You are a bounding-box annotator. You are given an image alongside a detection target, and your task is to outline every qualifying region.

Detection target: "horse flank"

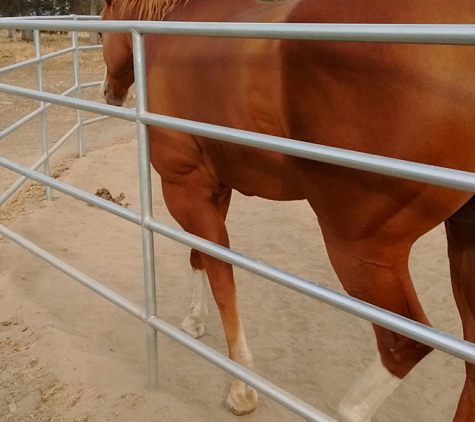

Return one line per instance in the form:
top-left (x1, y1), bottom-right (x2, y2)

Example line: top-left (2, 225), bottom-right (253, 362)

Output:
top-left (120, 0), bottom-right (190, 20)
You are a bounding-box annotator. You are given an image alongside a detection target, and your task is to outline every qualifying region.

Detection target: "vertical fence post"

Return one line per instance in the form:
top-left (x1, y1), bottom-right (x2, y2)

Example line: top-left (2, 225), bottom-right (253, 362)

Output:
top-left (72, 17), bottom-right (85, 158)
top-left (132, 30), bottom-right (159, 390)
top-left (34, 29), bottom-right (52, 201)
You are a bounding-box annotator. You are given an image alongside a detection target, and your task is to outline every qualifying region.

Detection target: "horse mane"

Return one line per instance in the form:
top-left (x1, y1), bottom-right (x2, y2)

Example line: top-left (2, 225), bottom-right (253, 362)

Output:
top-left (120, 0), bottom-right (190, 21)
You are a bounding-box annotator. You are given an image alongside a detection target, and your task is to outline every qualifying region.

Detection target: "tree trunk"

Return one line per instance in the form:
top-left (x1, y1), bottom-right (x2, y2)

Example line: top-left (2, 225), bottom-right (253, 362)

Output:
top-left (8, 29), bottom-right (18, 42)
top-left (69, 0), bottom-right (82, 15)
top-left (21, 29), bottom-right (34, 42)
top-left (89, 0), bottom-right (99, 45)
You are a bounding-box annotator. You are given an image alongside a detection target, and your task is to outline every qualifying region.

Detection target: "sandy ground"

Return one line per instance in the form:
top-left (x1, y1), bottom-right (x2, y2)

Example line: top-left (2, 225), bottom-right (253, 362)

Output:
top-left (0, 30), bottom-right (469, 422)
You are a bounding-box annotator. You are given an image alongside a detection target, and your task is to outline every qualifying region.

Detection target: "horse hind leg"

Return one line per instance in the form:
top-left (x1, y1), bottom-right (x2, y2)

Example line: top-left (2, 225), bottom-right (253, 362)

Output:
top-left (320, 236), bottom-right (433, 422)
top-left (181, 189), bottom-right (231, 339)
top-left (181, 249), bottom-right (209, 339)
top-left (445, 197), bottom-right (475, 422)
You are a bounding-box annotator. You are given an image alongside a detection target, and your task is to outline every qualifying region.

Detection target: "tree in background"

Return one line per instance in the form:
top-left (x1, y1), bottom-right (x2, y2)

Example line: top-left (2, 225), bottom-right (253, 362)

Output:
top-left (0, 0), bottom-right (104, 16)
top-left (89, 0), bottom-right (102, 45)
top-left (0, 0), bottom-right (105, 42)
top-left (1, 0), bottom-right (72, 17)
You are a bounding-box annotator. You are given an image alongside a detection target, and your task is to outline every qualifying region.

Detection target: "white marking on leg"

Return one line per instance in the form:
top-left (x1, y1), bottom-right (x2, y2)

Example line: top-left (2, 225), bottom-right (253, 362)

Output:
top-left (231, 322), bottom-right (254, 368)
top-left (338, 355), bottom-right (402, 422)
top-left (225, 322), bottom-right (258, 415)
top-left (181, 270), bottom-right (208, 339)
top-left (100, 69), bottom-right (108, 98)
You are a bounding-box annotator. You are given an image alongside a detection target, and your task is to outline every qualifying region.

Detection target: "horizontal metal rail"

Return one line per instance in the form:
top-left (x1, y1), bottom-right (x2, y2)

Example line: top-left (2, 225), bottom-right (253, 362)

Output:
top-left (78, 45), bottom-right (102, 51)
top-left (0, 123), bottom-right (80, 206)
top-left (0, 81), bottom-right (100, 141)
top-left (83, 115), bottom-right (111, 126)
top-left (0, 15), bottom-right (75, 20)
top-left (148, 316), bottom-right (337, 422)
top-left (2, 20), bottom-right (475, 45)
top-left (142, 219), bottom-right (475, 363)
top-left (0, 83), bottom-right (136, 121)
top-left (0, 106), bottom-right (45, 139)
top-left (0, 225), bottom-right (145, 320)
top-left (2, 82), bottom-right (475, 194)
top-left (0, 85), bottom-right (77, 140)
top-left (1, 156), bottom-right (475, 365)
top-left (80, 81), bottom-right (101, 89)
top-left (0, 15), bottom-right (100, 21)
top-left (0, 47), bottom-right (75, 75)
top-left (0, 39), bottom-right (101, 77)
top-left (139, 111), bottom-right (475, 193)
top-left (0, 158), bottom-right (141, 224)
top-left (0, 81), bottom-right (106, 141)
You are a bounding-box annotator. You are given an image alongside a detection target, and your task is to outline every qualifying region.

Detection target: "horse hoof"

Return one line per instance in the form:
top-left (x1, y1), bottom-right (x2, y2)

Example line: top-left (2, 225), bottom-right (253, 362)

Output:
top-left (181, 317), bottom-right (205, 339)
top-left (338, 404), bottom-right (371, 422)
top-left (224, 380), bottom-right (258, 416)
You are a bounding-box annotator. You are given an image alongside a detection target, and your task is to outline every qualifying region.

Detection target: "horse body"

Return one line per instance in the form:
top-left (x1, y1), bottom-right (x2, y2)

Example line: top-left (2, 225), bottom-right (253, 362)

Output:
top-left (101, 0), bottom-right (475, 420)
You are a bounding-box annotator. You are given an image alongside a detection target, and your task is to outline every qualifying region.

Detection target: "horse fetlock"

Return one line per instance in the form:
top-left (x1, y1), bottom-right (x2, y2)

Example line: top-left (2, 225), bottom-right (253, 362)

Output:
top-left (234, 353), bottom-right (253, 372)
top-left (338, 403), bottom-right (372, 422)
top-left (224, 379), bottom-right (258, 416)
top-left (190, 302), bottom-right (208, 316)
top-left (338, 356), bottom-right (402, 422)
top-left (181, 315), bottom-right (205, 339)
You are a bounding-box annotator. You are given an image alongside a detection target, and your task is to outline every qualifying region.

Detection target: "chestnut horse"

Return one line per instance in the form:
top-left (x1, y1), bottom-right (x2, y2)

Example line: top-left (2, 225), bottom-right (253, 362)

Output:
top-left (100, 0), bottom-right (475, 420)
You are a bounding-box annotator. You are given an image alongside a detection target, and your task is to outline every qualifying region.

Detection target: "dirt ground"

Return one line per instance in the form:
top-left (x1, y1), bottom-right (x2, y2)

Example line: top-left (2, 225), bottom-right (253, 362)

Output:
top-left (0, 29), bottom-right (469, 422)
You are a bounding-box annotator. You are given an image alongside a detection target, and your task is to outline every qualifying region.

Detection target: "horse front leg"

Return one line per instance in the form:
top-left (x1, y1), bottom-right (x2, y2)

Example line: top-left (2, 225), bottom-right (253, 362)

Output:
top-left (162, 181), bottom-right (258, 415)
top-left (445, 211), bottom-right (475, 422)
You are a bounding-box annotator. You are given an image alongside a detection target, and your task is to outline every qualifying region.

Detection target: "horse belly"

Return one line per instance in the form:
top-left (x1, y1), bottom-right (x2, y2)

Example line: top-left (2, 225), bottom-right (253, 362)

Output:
top-left (201, 140), bottom-right (305, 201)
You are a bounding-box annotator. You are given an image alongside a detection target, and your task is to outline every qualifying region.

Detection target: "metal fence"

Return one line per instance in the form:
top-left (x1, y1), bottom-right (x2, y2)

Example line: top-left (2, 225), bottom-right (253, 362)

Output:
top-left (1, 16), bottom-right (475, 422)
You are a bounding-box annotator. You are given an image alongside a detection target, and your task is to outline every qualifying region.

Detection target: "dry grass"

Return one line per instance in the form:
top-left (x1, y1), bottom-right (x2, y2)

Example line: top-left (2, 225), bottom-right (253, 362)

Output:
top-left (0, 30), bottom-right (104, 73)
